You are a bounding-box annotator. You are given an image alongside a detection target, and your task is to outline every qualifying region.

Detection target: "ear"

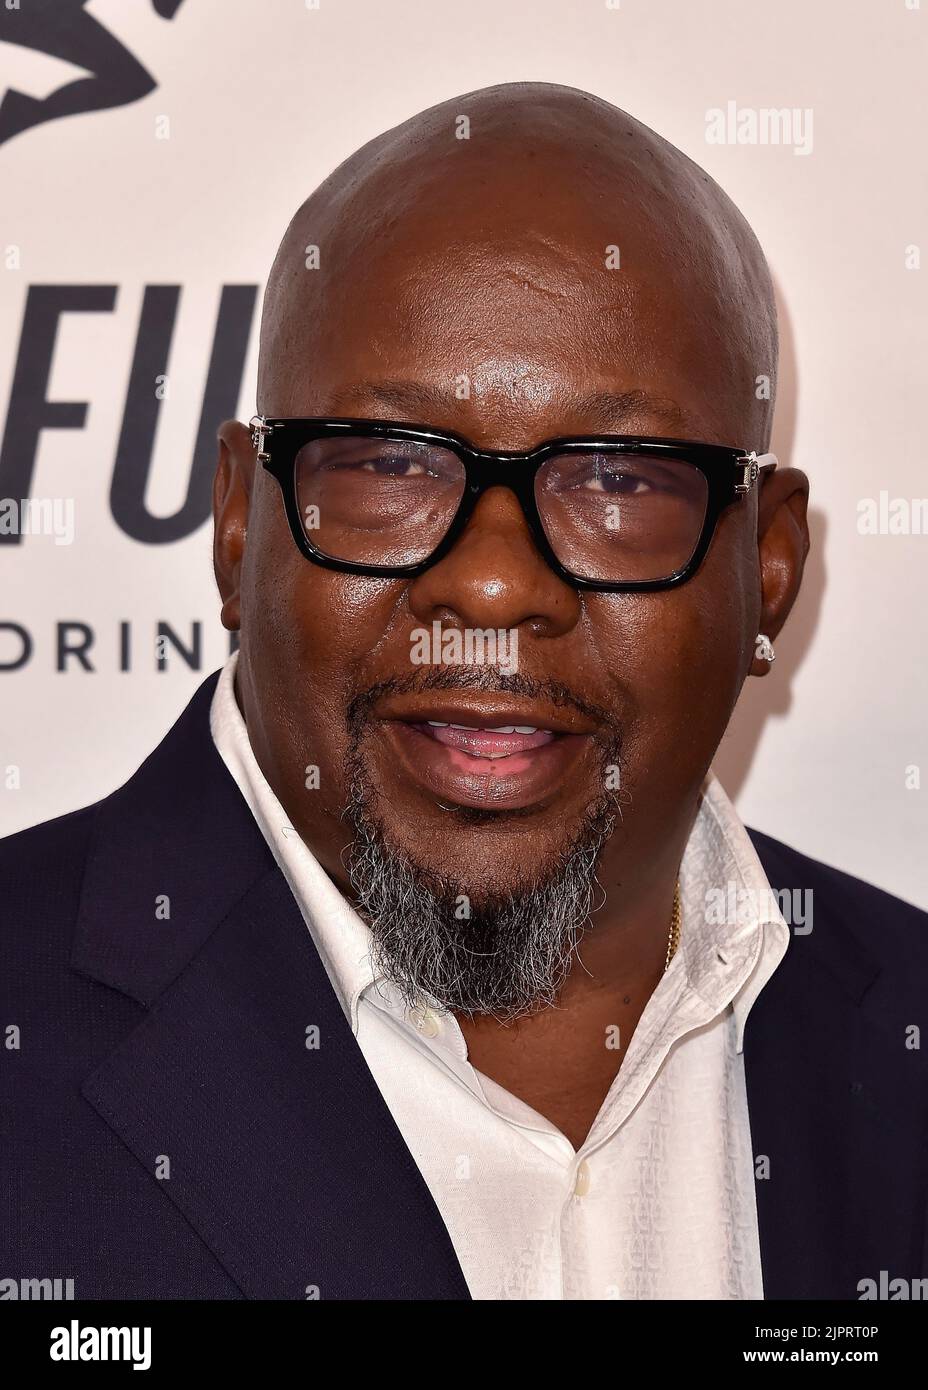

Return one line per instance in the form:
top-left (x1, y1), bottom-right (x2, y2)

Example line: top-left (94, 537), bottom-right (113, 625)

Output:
top-left (212, 419), bottom-right (256, 632)
top-left (750, 466), bottom-right (810, 677)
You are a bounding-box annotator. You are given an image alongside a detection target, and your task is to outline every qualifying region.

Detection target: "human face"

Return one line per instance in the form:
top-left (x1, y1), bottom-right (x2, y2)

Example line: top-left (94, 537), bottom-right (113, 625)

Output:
top-left (214, 116), bottom-right (806, 917)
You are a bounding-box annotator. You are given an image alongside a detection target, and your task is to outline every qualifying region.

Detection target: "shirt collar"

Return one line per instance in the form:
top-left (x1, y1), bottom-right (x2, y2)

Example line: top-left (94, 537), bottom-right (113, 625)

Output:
top-left (210, 652), bottom-right (788, 1048)
top-left (679, 773), bottom-right (790, 1051)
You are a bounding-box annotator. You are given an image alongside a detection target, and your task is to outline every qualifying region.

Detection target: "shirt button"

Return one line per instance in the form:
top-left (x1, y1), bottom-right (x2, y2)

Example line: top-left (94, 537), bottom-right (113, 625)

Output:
top-left (573, 1160), bottom-right (591, 1198)
top-left (411, 1007), bottom-right (441, 1038)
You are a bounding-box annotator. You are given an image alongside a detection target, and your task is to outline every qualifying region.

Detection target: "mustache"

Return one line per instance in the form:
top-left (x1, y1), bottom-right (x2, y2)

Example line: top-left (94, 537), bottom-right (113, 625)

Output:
top-left (346, 665), bottom-right (618, 737)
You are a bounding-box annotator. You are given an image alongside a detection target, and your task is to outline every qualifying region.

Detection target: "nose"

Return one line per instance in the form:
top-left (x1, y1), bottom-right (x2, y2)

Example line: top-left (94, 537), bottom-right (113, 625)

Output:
top-left (406, 485), bottom-right (581, 638)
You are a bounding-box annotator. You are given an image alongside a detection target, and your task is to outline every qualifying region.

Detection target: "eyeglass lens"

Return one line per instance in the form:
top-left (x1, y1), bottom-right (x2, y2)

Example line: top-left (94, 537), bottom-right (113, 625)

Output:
top-left (293, 435), bottom-right (710, 582)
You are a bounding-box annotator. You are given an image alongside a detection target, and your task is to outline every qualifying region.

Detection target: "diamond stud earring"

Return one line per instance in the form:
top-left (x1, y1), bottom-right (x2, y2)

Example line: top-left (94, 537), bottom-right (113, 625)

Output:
top-left (755, 633), bottom-right (776, 663)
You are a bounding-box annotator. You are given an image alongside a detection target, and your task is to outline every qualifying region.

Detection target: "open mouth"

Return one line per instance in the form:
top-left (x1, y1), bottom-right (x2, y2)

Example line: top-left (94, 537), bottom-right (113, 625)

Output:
top-left (371, 696), bottom-right (599, 812)
top-left (411, 720), bottom-right (558, 760)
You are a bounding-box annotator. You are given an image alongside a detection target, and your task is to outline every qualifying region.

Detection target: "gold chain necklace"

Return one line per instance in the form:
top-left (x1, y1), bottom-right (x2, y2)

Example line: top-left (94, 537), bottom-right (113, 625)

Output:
top-left (664, 882), bottom-right (682, 973)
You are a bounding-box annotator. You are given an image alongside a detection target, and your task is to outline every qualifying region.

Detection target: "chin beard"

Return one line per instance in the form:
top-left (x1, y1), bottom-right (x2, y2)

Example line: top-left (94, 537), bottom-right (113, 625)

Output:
top-left (342, 762), bottom-right (621, 1024)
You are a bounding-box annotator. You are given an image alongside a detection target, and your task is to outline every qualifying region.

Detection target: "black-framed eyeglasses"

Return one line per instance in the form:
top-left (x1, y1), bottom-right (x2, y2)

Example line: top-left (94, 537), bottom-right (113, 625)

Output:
top-left (251, 416), bottom-right (776, 592)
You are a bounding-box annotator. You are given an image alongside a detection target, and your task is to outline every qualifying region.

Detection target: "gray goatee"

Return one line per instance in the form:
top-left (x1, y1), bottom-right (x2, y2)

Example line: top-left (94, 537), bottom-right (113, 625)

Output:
top-left (343, 761), bottom-right (620, 1023)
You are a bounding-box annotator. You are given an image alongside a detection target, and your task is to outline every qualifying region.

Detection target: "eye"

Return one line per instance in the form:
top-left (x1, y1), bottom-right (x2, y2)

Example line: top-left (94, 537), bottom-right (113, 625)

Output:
top-left (320, 450), bottom-right (437, 479)
top-left (358, 454), bottom-right (430, 477)
top-left (581, 468), bottom-right (652, 495)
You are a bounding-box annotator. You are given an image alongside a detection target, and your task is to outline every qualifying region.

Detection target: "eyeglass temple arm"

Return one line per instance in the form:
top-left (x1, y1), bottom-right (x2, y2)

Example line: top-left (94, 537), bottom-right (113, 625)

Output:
top-left (735, 451), bottom-right (777, 493)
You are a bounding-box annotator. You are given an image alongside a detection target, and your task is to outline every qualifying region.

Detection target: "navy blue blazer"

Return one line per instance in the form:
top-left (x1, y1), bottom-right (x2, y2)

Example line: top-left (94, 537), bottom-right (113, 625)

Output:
top-left (2, 673), bottom-right (926, 1300)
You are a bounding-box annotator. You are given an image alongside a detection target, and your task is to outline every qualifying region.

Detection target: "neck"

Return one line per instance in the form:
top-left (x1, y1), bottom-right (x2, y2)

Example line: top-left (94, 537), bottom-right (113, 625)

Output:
top-left (566, 805), bottom-right (697, 998)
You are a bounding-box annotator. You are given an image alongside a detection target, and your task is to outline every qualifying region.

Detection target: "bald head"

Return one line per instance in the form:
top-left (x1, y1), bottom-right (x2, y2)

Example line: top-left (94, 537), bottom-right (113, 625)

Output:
top-left (257, 81), bottom-right (777, 448)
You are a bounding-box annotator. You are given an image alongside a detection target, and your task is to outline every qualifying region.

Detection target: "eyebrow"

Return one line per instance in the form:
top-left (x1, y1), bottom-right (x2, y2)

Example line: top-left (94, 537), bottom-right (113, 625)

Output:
top-left (327, 380), bottom-right (705, 437)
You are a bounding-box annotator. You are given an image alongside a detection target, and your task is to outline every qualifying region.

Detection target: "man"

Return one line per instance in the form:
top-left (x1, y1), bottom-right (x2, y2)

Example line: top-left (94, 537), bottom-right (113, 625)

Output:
top-left (2, 83), bottom-right (926, 1302)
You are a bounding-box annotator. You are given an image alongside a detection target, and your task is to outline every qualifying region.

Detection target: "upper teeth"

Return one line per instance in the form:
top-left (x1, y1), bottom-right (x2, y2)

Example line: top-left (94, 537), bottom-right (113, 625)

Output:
top-left (426, 721), bottom-right (539, 734)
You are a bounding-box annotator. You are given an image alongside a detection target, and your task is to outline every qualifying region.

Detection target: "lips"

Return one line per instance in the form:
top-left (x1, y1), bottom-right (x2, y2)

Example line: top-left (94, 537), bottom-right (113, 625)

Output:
top-left (371, 695), bottom-right (600, 812)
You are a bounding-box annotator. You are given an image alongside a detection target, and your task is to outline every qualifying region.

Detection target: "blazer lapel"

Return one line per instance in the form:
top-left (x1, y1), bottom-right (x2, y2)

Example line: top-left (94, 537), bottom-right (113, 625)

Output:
top-left (74, 673), bottom-right (471, 1300)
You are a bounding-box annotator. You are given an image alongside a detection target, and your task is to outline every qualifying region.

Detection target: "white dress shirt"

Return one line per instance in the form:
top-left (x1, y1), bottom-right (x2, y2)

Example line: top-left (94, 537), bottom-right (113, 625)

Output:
top-left (210, 652), bottom-right (789, 1300)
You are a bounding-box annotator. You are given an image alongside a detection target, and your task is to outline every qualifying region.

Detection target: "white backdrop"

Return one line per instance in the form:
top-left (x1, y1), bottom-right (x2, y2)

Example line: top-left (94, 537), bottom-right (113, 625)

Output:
top-left (1, 0), bottom-right (925, 909)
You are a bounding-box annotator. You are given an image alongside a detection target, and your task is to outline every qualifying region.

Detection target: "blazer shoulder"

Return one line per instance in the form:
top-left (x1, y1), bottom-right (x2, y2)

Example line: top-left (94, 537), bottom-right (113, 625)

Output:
top-left (748, 824), bottom-right (928, 974)
top-left (0, 674), bottom-right (221, 939)
top-left (0, 802), bottom-right (97, 947)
